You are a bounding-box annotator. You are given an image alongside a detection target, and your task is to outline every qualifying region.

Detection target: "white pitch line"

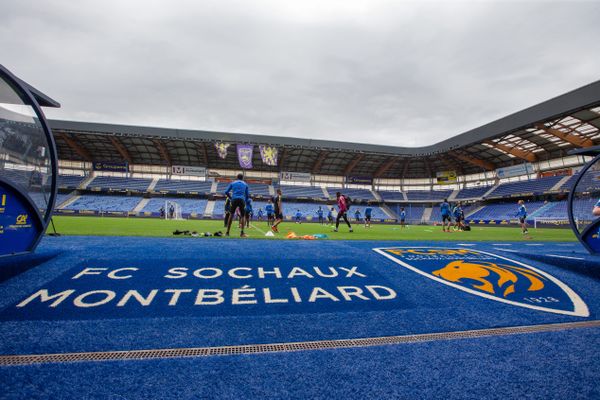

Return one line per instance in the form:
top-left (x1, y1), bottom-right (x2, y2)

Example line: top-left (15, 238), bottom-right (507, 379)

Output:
top-left (492, 243), bottom-right (512, 246)
top-left (494, 248), bottom-right (519, 253)
top-left (547, 254), bottom-right (585, 260)
top-left (250, 223), bottom-right (268, 235)
top-left (525, 244), bottom-right (544, 246)
top-left (457, 243), bottom-right (476, 246)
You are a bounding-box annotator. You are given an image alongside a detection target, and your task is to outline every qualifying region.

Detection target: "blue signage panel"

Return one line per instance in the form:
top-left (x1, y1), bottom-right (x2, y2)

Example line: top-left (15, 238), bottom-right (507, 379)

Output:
top-left (93, 161), bottom-right (129, 173)
top-left (347, 176), bottom-right (373, 185)
top-left (0, 180), bottom-right (44, 256)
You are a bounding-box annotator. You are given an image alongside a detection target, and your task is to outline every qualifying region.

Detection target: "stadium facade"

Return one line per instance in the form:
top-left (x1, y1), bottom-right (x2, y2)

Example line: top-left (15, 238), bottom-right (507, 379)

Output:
top-left (4, 79), bottom-right (600, 224)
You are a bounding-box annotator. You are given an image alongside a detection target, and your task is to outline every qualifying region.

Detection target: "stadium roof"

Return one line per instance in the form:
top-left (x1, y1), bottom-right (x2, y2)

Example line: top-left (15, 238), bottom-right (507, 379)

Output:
top-left (49, 80), bottom-right (600, 179)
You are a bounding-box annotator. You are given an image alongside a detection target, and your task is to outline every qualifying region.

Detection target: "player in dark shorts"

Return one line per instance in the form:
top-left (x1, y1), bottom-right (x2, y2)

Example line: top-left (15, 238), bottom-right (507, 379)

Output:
top-left (440, 198), bottom-right (451, 232)
top-left (271, 188), bottom-right (283, 233)
top-left (327, 207), bottom-right (334, 225)
top-left (364, 205), bottom-right (372, 228)
top-left (265, 199), bottom-right (274, 226)
top-left (223, 173), bottom-right (249, 237)
top-left (223, 196), bottom-right (232, 227)
top-left (516, 199), bottom-right (530, 238)
top-left (400, 207), bottom-right (406, 228)
top-left (317, 206), bottom-right (324, 225)
top-left (333, 192), bottom-right (353, 232)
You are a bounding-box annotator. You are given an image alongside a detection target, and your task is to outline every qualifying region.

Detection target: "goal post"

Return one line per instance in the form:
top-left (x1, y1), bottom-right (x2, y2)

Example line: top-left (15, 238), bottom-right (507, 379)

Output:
top-left (165, 200), bottom-right (183, 220)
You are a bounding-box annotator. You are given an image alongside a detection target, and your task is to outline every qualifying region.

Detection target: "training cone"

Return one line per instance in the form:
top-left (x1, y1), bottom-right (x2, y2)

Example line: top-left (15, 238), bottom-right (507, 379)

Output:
top-left (265, 231), bottom-right (274, 237)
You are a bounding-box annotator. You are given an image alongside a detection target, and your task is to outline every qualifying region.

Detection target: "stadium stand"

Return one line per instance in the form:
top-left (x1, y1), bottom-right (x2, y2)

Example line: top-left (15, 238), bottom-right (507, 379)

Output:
top-left (378, 190), bottom-right (404, 201)
top-left (57, 174), bottom-right (86, 189)
top-left (65, 195), bottom-right (143, 212)
top-left (142, 197), bottom-right (208, 215)
top-left (87, 176), bottom-right (152, 192)
top-left (467, 201), bottom-right (547, 221)
top-left (455, 185), bottom-right (492, 199)
top-left (153, 179), bottom-right (213, 194)
top-left (388, 204), bottom-right (426, 222)
top-left (405, 190), bottom-right (453, 201)
top-left (327, 187), bottom-right (376, 201)
top-left (486, 176), bottom-right (564, 198)
top-left (277, 185), bottom-right (326, 199)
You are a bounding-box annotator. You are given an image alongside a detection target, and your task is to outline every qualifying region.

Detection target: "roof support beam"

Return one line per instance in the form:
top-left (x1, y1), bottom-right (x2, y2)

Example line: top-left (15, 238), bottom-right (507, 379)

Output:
top-left (485, 141), bottom-right (536, 162)
top-left (279, 147), bottom-right (287, 170)
top-left (374, 157), bottom-right (399, 178)
top-left (450, 151), bottom-right (495, 171)
top-left (535, 124), bottom-right (593, 148)
top-left (109, 137), bottom-right (133, 164)
top-left (153, 140), bottom-right (171, 166)
top-left (57, 132), bottom-right (93, 162)
top-left (311, 150), bottom-right (328, 174)
top-left (343, 153), bottom-right (364, 176)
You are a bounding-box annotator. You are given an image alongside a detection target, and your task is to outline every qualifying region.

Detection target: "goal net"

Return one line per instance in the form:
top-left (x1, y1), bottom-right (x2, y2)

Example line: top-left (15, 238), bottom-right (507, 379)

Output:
top-left (165, 200), bottom-right (183, 220)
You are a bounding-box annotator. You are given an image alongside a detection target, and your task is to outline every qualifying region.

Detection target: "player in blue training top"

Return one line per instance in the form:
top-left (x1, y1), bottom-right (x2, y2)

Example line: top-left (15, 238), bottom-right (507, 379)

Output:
top-left (244, 197), bottom-right (253, 228)
top-left (354, 209), bottom-right (362, 222)
top-left (452, 202), bottom-right (464, 231)
top-left (257, 208), bottom-right (264, 221)
top-left (223, 173), bottom-right (249, 237)
top-left (295, 209), bottom-right (302, 224)
top-left (516, 199), bottom-right (530, 237)
top-left (316, 206), bottom-right (324, 225)
top-left (440, 198), bottom-right (451, 232)
top-left (400, 207), bottom-right (406, 228)
top-left (265, 199), bottom-right (274, 226)
top-left (327, 207), bottom-right (334, 225)
top-left (364, 205), bottom-right (373, 228)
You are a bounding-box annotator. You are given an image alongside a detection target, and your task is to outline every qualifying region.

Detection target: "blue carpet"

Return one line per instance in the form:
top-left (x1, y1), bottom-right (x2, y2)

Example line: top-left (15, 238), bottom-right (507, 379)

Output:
top-left (1, 327), bottom-right (599, 400)
top-left (1, 236), bottom-right (599, 399)
top-left (0, 237), bottom-right (598, 355)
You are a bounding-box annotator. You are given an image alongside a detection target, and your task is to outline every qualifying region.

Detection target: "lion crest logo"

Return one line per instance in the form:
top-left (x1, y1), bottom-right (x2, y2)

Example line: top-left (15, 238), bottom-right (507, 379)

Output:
top-left (374, 247), bottom-right (589, 317)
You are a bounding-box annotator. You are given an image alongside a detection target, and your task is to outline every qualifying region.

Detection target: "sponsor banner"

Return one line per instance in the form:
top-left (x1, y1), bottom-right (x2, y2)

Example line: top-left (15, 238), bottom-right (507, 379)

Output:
top-left (259, 145), bottom-right (278, 166)
top-left (347, 176), bottom-right (373, 185)
top-left (435, 170), bottom-right (457, 184)
top-left (215, 142), bottom-right (230, 159)
top-left (496, 163), bottom-right (535, 179)
top-left (92, 161), bottom-right (129, 173)
top-left (0, 257), bottom-right (407, 321)
top-left (237, 144), bottom-right (254, 169)
top-left (280, 171), bottom-right (311, 182)
top-left (171, 165), bottom-right (207, 177)
top-left (374, 247), bottom-right (589, 317)
top-left (0, 181), bottom-right (43, 256)
top-left (540, 169), bottom-right (572, 178)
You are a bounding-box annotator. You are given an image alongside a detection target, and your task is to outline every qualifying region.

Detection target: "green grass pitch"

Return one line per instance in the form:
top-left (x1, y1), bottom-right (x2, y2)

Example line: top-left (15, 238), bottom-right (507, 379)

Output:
top-left (49, 216), bottom-right (577, 242)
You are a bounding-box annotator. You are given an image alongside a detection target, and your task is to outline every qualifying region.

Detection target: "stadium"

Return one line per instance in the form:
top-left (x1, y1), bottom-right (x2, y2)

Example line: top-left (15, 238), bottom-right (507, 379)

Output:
top-left (2, 3), bottom-right (600, 398)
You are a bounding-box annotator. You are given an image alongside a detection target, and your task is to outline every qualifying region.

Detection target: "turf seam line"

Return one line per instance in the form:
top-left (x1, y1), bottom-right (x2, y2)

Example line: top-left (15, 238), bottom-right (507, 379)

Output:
top-left (1, 320), bottom-right (599, 366)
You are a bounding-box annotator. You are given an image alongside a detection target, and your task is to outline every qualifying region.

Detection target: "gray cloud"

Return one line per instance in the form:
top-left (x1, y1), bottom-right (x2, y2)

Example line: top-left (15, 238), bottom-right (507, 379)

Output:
top-left (2, 0), bottom-right (599, 147)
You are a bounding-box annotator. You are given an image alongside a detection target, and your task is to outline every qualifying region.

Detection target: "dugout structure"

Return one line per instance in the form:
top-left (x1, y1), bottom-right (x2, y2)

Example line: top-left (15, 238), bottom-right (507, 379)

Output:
top-left (0, 65), bottom-right (60, 257)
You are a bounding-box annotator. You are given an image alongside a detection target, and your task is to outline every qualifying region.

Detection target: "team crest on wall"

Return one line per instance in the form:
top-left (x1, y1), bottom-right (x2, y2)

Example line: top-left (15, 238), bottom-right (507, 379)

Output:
top-left (374, 247), bottom-right (589, 317)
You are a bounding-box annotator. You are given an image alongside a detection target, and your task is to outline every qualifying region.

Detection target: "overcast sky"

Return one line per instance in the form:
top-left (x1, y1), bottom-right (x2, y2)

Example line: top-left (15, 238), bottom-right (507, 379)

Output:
top-left (2, 0), bottom-right (599, 147)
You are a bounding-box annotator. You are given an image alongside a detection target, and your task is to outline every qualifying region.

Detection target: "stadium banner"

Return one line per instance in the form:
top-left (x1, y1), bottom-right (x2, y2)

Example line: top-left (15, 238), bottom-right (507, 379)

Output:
top-left (540, 168), bottom-right (572, 178)
top-left (92, 161), bottom-right (128, 173)
top-left (435, 170), bottom-right (457, 184)
top-left (259, 145), bottom-right (278, 166)
top-left (171, 165), bottom-right (206, 177)
top-left (496, 163), bottom-right (535, 179)
top-left (280, 171), bottom-right (311, 182)
top-left (237, 144), bottom-right (254, 169)
top-left (214, 142), bottom-right (230, 159)
top-left (347, 176), bottom-right (373, 185)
